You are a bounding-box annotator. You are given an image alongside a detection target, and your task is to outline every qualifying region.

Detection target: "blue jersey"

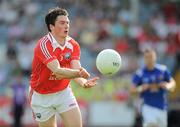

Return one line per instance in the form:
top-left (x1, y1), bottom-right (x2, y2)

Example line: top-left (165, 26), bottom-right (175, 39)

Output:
top-left (132, 64), bottom-right (171, 110)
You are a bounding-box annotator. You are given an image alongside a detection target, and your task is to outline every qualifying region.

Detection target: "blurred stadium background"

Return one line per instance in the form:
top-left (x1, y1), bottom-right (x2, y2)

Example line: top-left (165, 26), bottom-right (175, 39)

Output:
top-left (0, 0), bottom-right (179, 127)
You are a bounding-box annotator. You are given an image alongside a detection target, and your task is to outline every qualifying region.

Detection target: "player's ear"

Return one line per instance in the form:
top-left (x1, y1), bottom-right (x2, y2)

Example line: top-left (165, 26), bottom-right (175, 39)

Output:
top-left (49, 24), bottom-right (54, 31)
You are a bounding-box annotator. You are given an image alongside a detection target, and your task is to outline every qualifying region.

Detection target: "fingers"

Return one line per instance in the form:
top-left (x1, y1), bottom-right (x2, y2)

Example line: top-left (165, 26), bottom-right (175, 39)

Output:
top-left (84, 82), bottom-right (96, 88)
top-left (141, 84), bottom-right (149, 91)
top-left (79, 68), bottom-right (90, 79)
top-left (87, 77), bottom-right (99, 84)
top-left (83, 83), bottom-right (90, 88)
top-left (159, 82), bottom-right (167, 89)
top-left (90, 77), bottom-right (100, 81)
top-left (83, 77), bottom-right (99, 88)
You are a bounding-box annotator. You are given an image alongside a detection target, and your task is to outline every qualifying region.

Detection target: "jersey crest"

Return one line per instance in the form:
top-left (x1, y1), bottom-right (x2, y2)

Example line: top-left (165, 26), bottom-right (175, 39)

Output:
top-left (64, 52), bottom-right (71, 60)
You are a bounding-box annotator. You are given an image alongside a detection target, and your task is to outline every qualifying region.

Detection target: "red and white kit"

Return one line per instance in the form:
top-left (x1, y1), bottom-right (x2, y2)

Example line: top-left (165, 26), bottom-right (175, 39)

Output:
top-left (29, 33), bottom-right (80, 121)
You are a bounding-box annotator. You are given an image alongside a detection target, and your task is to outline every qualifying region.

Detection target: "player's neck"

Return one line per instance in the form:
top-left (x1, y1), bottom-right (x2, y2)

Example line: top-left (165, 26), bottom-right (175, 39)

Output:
top-left (51, 32), bottom-right (66, 46)
top-left (57, 37), bottom-right (66, 46)
top-left (146, 64), bottom-right (154, 70)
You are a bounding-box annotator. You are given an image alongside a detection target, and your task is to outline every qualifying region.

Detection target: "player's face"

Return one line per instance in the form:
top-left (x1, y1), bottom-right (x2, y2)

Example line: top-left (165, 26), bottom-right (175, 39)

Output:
top-left (51, 15), bottom-right (69, 38)
top-left (144, 51), bottom-right (156, 68)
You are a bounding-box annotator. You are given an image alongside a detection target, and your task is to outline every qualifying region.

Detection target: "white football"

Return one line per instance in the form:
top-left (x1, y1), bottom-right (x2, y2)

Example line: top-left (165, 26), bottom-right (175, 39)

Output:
top-left (96, 49), bottom-right (121, 75)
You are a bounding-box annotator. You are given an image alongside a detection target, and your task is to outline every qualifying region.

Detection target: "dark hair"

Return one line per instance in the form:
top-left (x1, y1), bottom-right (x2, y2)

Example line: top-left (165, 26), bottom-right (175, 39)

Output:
top-left (143, 47), bottom-right (156, 54)
top-left (45, 7), bottom-right (68, 32)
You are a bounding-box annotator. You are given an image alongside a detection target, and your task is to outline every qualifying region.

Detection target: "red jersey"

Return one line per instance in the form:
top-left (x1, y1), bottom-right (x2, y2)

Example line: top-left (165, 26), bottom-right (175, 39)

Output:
top-left (30, 33), bottom-right (80, 94)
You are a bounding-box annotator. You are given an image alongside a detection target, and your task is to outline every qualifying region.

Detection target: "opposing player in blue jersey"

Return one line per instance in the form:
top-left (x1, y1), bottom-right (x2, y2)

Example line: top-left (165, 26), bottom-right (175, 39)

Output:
top-left (131, 48), bottom-right (176, 127)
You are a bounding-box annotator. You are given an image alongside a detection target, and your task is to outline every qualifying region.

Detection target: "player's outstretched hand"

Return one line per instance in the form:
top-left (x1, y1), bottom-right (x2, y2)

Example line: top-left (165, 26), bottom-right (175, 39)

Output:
top-left (159, 82), bottom-right (168, 89)
top-left (83, 77), bottom-right (99, 88)
top-left (137, 84), bottom-right (149, 92)
top-left (79, 67), bottom-right (90, 79)
top-left (159, 82), bottom-right (175, 91)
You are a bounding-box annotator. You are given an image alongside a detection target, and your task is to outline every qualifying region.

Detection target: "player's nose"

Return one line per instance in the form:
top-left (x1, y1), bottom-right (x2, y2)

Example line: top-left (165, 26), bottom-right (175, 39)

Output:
top-left (65, 23), bottom-right (69, 28)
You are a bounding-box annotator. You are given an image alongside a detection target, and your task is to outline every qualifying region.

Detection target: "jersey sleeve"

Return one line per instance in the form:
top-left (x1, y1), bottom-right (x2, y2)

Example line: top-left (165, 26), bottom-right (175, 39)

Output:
top-left (132, 70), bottom-right (142, 86)
top-left (163, 68), bottom-right (171, 82)
top-left (71, 41), bottom-right (80, 60)
top-left (35, 39), bottom-right (57, 65)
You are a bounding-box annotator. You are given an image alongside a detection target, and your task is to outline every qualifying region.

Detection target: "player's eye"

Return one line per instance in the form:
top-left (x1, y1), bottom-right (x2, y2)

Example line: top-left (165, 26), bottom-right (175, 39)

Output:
top-left (59, 21), bottom-right (65, 24)
top-left (59, 21), bottom-right (69, 25)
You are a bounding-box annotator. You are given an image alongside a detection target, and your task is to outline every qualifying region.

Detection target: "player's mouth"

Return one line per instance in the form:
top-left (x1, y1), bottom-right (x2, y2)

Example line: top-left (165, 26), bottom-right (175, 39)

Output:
top-left (64, 30), bottom-right (68, 34)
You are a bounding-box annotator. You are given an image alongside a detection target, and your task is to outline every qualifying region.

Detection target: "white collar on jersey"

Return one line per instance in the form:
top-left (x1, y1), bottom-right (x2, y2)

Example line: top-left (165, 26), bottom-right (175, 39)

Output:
top-left (47, 32), bottom-right (73, 51)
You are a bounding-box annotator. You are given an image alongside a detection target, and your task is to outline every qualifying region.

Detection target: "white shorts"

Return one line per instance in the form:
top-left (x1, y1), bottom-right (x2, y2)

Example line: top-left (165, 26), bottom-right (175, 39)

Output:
top-left (29, 86), bottom-right (78, 122)
top-left (142, 104), bottom-right (167, 127)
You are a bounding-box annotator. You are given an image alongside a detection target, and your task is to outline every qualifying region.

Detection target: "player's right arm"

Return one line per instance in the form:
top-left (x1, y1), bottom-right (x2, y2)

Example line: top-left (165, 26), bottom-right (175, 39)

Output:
top-left (131, 70), bottom-right (149, 93)
top-left (131, 84), bottom-right (149, 93)
top-left (47, 59), bottom-right (89, 79)
top-left (35, 37), bottom-right (89, 79)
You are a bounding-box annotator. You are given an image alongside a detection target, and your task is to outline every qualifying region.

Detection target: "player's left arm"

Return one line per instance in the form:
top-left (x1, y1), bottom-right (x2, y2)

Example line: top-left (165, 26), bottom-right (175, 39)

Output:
top-left (159, 78), bottom-right (176, 92)
top-left (71, 60), bottom-right (99, 88)
top-left (159, 68), bottom-right (176, 92)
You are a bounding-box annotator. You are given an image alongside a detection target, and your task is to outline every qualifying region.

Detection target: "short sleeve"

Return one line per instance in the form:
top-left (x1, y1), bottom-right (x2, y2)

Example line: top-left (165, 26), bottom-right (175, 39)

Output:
top-left (71, 41), bottom-right (80, 60)
top-left (35, 39), bottom-right (57, 65)
top-left (132, 74), bottom-right (141, 86)
top-left (132, 70), bottom-right (142, 86)
top-left (163, 68), bottom-right (171, 82)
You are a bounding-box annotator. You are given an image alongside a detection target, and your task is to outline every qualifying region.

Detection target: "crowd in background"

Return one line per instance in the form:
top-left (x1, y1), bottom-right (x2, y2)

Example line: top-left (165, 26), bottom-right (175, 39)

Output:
top-left (0, 0), bottom-right (179, 126)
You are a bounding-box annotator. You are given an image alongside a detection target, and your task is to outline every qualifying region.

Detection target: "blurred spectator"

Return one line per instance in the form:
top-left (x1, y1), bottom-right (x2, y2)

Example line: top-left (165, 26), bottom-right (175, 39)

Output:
top-left (17, 36), bottom-right (35, 76)
top-left (6, 38), bottom-right (17, 62)
top-left (11, 73), bottom-right (26, 127)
